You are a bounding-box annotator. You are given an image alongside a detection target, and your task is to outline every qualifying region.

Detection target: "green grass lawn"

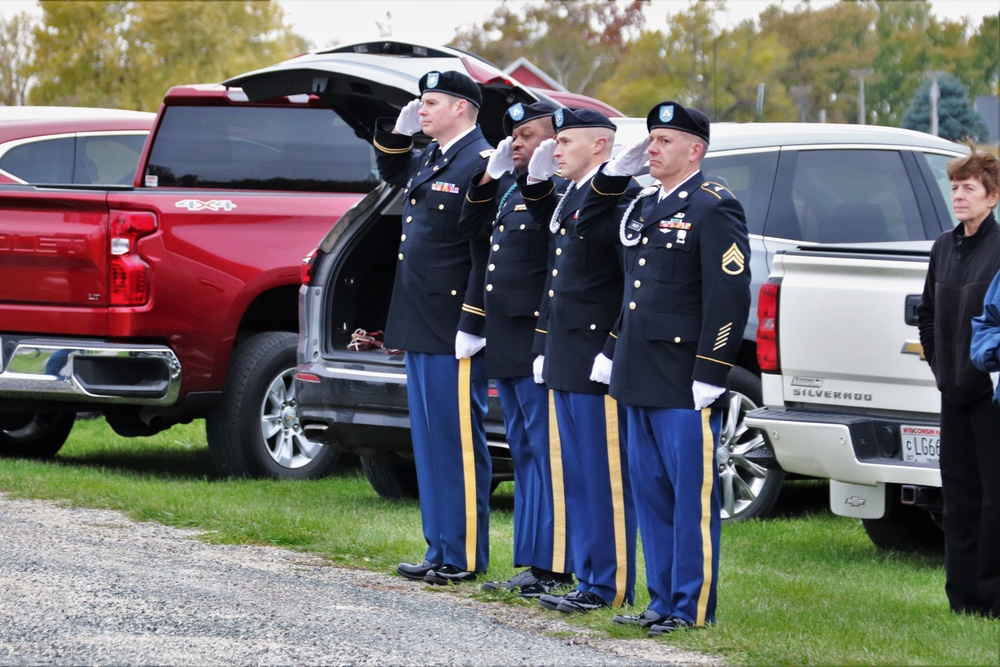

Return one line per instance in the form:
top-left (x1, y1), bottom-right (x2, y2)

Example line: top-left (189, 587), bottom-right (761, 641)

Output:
top-left (0, 418), bottom-right (996, 665)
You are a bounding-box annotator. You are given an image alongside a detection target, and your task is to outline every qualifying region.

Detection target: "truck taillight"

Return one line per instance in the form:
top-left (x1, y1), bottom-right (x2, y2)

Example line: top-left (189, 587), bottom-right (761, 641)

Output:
top-left (301, 248), bottom-right (318, 286)
top-left (109, 210), bottom-right (157, 306)
top-left (756, 278), bottom-right (781, 373)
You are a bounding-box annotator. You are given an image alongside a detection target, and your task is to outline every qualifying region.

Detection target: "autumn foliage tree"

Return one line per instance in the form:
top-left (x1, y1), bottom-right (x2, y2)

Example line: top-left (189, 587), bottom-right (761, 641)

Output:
top-left (0, 11), bottom-right (34, 106)
top-left (451, 0), bottom-right (646, 98)
top-left (27, 0), bottom-right (309, 111)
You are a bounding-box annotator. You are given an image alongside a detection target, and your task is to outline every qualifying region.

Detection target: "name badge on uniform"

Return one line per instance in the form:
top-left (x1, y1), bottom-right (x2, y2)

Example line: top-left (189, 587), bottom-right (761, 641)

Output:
top-left (431, 181), bottom-right (460, 194)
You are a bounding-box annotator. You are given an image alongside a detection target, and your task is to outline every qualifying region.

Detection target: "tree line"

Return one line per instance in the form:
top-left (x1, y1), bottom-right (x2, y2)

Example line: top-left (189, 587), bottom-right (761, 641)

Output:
top-left (1, 1), bottom-right (996, 140)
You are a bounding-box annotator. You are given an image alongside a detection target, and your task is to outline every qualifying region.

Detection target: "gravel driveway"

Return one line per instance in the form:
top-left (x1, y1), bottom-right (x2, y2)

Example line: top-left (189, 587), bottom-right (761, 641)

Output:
top-left (0, 494), bottom-right (721, 666)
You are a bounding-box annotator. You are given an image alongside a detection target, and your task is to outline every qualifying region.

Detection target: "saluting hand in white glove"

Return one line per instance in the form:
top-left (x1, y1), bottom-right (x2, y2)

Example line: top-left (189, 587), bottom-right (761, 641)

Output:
top-left (589, 353), bottom-right (612, 384)
top-left (605, 136), bottom-right (651, 176)
top-left (393, 99), bottom-right (422, 136)
top-left (486, 136), bottom-right (515, 180)
top-left (528, 138), bottom-right (559, 182)
top-left (692, 380), bottom-right (725, 410)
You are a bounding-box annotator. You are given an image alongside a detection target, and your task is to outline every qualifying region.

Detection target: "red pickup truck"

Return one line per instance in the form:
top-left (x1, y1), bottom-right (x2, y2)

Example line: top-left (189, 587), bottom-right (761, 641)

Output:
top-left (0, 81), bottom-right (377, 478)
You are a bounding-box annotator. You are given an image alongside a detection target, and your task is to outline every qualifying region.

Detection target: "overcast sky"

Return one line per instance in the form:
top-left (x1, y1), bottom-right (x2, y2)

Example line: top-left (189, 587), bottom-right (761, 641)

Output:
top-left (279, 0), bottom-right (999, 49)
top-left (0, 0), bottom-right (996, 48)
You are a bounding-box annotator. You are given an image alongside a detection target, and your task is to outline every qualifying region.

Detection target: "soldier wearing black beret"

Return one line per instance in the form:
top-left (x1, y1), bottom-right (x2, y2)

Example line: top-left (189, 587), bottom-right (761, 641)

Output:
top-left (517, 107), bottom-right (639, 615)
top-left (374, 70), bottom-right (494, 586)
top-left (459, 101), bottom-right (575, 598)
top-left (577, 100), bottom-right (751, 636)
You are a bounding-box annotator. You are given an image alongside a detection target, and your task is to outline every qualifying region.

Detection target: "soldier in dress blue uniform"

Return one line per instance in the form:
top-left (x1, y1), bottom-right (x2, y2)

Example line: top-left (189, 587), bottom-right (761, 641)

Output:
top-left (374, 70), bottom-right (494, 585)
top-left (459, 101), bottom-right (575, 597)
top-left (518, 108), bottom-right (639, 614)
top-left (577, 101), bottom-right (751, 635)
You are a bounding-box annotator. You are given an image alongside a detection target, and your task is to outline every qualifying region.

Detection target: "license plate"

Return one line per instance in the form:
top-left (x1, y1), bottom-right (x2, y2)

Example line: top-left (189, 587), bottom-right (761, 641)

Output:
top-left (901, 425), bottom-right (940, 464)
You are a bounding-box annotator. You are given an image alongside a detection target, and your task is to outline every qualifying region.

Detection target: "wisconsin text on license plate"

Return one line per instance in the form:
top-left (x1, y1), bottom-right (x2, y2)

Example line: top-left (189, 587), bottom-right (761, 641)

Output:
top-left (901, 425), bottom-right (940, 464)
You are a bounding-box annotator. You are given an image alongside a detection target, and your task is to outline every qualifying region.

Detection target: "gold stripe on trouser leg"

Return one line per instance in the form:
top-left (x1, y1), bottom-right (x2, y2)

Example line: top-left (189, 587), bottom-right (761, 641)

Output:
top-left (548, 390), bottom-right (567, 572)
top-left (695, 408), bottom-right (715, 626)
top-left (458, 357), bottom-right (477, 572)
top-left (604, 395), bottom-right (628, 607)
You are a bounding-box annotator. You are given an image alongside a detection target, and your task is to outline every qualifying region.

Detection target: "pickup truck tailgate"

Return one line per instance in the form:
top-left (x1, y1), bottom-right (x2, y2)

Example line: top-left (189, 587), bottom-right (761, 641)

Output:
top-left (0, 188), bottom-right (109, 334)
top-left (774, 248), bottom-right (936, 414)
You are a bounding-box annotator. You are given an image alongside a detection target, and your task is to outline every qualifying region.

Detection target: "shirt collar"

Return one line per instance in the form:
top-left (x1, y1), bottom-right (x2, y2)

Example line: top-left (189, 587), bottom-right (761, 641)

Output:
top-left (440, 125), bottom-right (476, 155)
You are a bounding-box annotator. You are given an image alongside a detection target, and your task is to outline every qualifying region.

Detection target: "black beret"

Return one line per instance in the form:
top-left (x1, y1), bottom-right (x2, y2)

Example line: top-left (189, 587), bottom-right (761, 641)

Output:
top-left (502, 101), bottom-right (559, 136)
top-left (552, 107), bottom-right (616, 132)
top-left (646, 101), bottom-right (710, 143)
top-left (419, 70), bottom-right (482, 108)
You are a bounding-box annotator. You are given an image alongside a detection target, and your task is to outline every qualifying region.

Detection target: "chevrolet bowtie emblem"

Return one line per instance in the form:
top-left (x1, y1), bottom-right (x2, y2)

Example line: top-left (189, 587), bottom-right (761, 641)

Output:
top-left (901, 341), bottom-right (925, 360)
top-left (844, 496), bottom-right (867, 507)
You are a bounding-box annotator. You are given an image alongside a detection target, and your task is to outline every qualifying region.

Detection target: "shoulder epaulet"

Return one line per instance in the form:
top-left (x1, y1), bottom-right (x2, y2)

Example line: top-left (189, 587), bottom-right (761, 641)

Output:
top-left (701, 181), bottom-right (735, 199)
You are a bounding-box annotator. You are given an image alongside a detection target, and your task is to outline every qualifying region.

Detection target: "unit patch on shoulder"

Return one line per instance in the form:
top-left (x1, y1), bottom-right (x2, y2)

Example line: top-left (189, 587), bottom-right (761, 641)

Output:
top-left (722, 243), bottom-right (745, 275)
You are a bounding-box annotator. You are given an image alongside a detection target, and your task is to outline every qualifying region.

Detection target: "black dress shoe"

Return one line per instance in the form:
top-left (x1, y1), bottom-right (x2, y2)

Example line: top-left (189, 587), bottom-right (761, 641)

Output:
top-left (538, 588), bottom-right (578, 611)
top-left (648, 616), bottom-right (694, 636)
top-left (519, 571), bottom-right (574, 599)
top-left (556, 590), bottom-right (609, 613)
top-left (612, 609), bottom-right (667, 627)
top-left (425, 564), bottom-right (478, 585)
top-left (396, 560), bottom-right (441, 581)
top-left (482, 568), bottom-right (537, 592)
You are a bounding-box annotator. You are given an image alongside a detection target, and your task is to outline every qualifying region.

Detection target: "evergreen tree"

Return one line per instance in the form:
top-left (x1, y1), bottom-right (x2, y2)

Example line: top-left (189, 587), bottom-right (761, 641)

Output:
top-left (901, 74), bottom-right (989, 141)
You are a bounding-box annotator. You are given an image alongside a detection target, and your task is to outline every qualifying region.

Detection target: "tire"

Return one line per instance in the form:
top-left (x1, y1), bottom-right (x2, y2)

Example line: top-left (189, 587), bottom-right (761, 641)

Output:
top-left (206, 331), bottom-right (341, 479)
top-left (0, 412), bottom-right (75, 459)
top-left (361, 456), bottom-right (419, 500)
top-left (719, 366), bottom-right (785, 522)
top-left (862, 491), bottom-right (944, 552)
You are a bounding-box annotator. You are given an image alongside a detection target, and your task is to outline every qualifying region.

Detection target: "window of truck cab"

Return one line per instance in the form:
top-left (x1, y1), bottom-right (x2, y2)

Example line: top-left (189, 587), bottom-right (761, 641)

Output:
top-left (764, 148), bottom-right (926, 243)
top-left (144, 106), bottom-right (379, 193)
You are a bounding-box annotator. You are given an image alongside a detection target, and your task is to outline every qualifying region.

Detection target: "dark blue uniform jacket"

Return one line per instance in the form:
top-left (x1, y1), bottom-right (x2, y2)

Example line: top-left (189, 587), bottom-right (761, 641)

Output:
top-left (520, 173), bottom-right (641, 395)
top-left (374, 122), bottom-right (492, 354)
top-left (459, 170), bottom-right (550, 379)
top-left (578, 169), bottom-right (751, 408)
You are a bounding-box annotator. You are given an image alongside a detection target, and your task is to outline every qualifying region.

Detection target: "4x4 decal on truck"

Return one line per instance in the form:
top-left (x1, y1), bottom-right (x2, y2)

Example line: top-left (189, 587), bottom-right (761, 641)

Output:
top-left (174, 199), bottom-right (237, 212)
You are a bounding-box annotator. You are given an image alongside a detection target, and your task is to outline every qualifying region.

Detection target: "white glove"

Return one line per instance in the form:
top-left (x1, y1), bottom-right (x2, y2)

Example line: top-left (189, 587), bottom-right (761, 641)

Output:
top-left (393, 99), bottom-right (421, 136)
top-left (486, 136), bottom-right (515, 179)
top-left (528, 138), bottom-right (558, 182)
top-left (992, 371), bottom-right (999, 392)
top-left (589, 353), bottom-right (612, 384)
top-left (692, 380), bottom-right (725, 410)
top-left (533, 355), bottom-right (545, 384)
top-left (606, 136), bottom-right (651, 176)
top-left (455, 331), bottom-right (486, 359)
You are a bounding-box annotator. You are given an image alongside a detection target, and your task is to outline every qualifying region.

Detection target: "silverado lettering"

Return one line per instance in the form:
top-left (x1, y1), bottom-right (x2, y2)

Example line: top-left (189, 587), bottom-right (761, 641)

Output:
top-left (792, 388), bottom-right (873, 401)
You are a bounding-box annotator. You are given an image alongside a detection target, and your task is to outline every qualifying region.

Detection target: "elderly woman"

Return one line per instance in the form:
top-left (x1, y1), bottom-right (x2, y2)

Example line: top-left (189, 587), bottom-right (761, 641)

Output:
top-left (916, 144), bottom-right (1000, 619)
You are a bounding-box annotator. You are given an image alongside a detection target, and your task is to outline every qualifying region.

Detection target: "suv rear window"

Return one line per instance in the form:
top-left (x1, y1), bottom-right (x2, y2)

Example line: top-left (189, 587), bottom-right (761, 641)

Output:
top-left (765, 149), bottom-right (925, 243)
top-left (145, 106), bottom-right (379, 193)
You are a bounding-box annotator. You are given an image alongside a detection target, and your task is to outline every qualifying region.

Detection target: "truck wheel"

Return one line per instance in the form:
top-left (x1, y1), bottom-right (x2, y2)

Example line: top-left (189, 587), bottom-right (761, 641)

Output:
top-left (719, 366), bottom-right (785, 522)
top-left (862, 493), bottom-right (944, 552)
top-left (206, 331), bottom-right (340, 479)
top-left (360, 456), bottom-right (419, 500)
top-left (0, 412), bottom-right (75, 459)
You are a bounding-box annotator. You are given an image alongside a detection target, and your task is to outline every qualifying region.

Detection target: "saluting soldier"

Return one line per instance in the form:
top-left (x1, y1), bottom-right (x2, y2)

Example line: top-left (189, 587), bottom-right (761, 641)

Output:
top-left (459, 101), bottom-right (575, 598)
top-left (578, 101), bottom-right (751, 635)
top-left (519, 108), bottom-right (639, 614)
top-left (374, 70), bottom-right (493, 585)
